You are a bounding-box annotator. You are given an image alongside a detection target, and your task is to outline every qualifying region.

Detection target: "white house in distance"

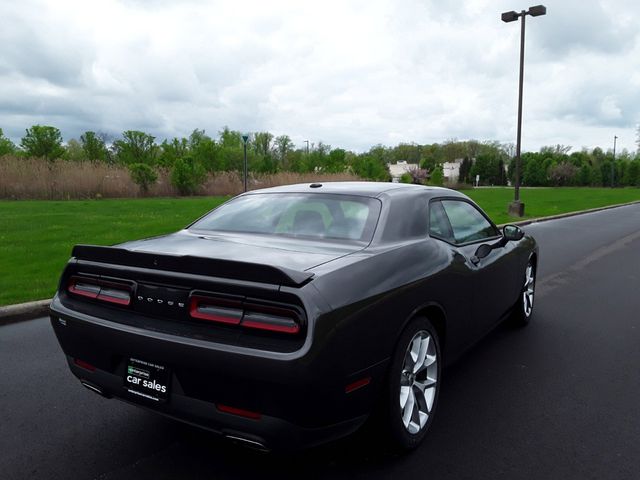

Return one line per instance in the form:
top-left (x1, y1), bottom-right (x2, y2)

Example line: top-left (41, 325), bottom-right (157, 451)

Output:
top-left (389, 161), bottom-right (419, 182)
top-left (442, 159), bottom-right (462, 184)
top-left (390, 159), bottom-right (465, 184)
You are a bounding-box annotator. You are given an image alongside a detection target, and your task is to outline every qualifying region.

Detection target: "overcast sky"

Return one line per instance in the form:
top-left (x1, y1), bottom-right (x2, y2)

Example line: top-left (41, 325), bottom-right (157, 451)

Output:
top-left (0, 0), bottom-right (638, 154)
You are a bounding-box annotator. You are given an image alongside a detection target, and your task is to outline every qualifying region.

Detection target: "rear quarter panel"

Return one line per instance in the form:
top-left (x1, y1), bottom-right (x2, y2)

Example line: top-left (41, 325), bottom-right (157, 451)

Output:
top-left (306, 238), bottom-right (473, 376)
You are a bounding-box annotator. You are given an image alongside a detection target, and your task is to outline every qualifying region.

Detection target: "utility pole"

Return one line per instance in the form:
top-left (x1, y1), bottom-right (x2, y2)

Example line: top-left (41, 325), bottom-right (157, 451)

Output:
top-left (611, 135), bottom-right (618, 188)
top-left (501, 5), bottom-right (547, 217)
top-left (242, 134), bottom-right (249, 192)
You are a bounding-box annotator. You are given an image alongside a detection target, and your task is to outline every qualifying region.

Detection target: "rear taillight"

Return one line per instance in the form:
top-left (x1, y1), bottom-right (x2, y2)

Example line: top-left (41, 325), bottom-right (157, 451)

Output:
top-left (189, 294), bottom-right (303, 335)
top-left (189, 295), bottom-right (243, 325)
top-left (241, 304), bottom-right (301, 334)
top-left (68, 277), bottom-right (132, 306)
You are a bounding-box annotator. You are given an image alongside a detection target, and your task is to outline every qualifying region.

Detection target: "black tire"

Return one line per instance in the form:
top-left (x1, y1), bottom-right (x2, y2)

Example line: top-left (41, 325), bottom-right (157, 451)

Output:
top-left (510, 258), bottom-right (536, 327)
top-left (385, 316), bottom-right (441, 451)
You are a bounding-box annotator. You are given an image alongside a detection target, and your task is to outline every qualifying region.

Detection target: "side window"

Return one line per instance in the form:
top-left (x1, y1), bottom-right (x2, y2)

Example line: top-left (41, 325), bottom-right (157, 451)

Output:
top-left (429, 201), bottom-right (454, 242)
top-left (441, 200), bottom-right (498, 244)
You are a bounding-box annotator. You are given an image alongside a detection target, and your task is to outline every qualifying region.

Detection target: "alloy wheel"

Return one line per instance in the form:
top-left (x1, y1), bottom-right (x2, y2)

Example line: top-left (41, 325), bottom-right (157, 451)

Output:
top-left (399, 330), bottom-right (438, 434)
top-left (523, 263), bottom-right (535, 317)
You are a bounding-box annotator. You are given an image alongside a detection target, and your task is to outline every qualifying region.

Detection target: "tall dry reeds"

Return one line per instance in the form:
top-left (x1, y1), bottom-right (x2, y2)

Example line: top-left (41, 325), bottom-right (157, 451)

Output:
top-left (0, 156), bottom-right (361, 200)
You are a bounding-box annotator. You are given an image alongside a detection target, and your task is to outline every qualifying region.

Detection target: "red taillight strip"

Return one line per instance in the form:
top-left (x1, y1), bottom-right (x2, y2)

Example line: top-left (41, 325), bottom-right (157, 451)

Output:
top-left (68, 282), bottom-right (100, 299)
top-left (68, 277), bottom-right (132, 306)
top-left (241, 313), bottom-right (300, 334)
top-left (189, 296), bottom-right (243, 325)
top-left (216, 404), bottom-right (262, 420)
top-left (97, 287), bottom-right (131, 305)
top-left (188, 295), bottom-right (304, 335)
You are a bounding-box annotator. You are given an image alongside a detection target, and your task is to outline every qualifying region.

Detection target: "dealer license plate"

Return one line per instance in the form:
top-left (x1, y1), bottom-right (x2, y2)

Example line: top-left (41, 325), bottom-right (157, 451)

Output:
top-left (124, 357), bottom-right (170, 402)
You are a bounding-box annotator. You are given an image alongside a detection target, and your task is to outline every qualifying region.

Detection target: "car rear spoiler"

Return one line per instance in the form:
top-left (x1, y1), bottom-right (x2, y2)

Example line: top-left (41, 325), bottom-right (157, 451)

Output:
top-left (71, 245), bottom-right (315, 288)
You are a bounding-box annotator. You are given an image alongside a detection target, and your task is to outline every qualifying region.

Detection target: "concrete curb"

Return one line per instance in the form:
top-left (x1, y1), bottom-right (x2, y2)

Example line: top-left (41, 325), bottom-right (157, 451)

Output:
top-left (497, 199), bottom-right (640, 228)
top-left (0, 299), bottom-right (51, 326)
top-left (1, 199), bottom-right (640, 326)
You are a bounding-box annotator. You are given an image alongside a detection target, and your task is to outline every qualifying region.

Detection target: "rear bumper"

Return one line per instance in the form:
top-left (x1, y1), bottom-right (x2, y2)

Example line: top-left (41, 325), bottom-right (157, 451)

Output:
top-left (49, 297), bottom-right (386, 450)
top-left (67, 355), bottom-right (366, 451)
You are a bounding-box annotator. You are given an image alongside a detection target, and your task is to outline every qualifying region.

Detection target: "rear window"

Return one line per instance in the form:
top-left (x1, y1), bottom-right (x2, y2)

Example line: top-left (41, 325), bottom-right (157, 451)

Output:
top-left (190, 193), bottom-right (381, 243)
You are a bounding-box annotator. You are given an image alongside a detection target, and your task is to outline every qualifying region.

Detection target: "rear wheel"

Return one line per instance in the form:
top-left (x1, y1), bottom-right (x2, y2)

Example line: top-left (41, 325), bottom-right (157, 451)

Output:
top-left (386, 317), bottom-right (441, 450)
top-left (511, 259), bottom-right (536, 326)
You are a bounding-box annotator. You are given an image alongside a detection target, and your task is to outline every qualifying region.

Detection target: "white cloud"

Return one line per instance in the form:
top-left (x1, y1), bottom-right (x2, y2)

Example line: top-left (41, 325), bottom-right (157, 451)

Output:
top-left (0, 0), bottom-right (638, 152)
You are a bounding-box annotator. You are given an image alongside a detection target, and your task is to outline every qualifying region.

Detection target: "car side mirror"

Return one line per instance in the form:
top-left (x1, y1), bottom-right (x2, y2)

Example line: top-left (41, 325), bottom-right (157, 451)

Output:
top-left (471, 243), bottom-right (493, 265)
top-left (503, 225), bottom-right (525, 242)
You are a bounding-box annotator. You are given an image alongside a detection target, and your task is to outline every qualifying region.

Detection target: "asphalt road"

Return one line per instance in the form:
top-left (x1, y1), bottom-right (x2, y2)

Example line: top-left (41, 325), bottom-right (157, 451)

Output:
top-left (2, 204), bottom-right (640, 480)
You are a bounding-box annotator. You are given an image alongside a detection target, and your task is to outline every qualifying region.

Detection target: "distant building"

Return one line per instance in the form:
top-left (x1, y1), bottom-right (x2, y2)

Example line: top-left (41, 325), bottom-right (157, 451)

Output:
top-left (389, 161), bottom-right (419, 183)
top-left (442, 159), bottom-right (462, 184)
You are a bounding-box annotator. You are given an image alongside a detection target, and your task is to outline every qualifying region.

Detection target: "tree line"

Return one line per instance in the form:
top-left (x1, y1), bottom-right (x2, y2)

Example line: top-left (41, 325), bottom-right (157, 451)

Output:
top-left (1, 125), bottom-right (639, 193)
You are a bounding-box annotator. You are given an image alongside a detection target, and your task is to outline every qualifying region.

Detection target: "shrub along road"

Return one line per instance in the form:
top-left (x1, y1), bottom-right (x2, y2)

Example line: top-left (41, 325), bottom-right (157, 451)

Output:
top-left (1, 187), bottom-right (640, 306)
top-left (1, 203), bottom-right (640, 479)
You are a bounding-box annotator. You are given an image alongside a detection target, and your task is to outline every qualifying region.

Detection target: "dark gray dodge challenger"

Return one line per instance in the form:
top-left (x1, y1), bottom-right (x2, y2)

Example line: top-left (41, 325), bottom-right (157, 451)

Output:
top-left (50, 182), bottom-right (538, 451)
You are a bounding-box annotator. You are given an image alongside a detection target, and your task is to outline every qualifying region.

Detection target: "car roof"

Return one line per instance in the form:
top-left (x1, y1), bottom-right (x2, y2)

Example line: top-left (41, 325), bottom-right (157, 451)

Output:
top-left (242, 181), bottom-right (465, 199)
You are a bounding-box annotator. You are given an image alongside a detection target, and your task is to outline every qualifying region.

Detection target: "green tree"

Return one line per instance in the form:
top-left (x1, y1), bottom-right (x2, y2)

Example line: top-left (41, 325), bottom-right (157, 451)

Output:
top-left (351, 153), bottom-right (390, 181)
top-left (420, 143), bottom-right (443, 171)
top-left (219, 126), bottom-right (243, 149)
top-left (113, 131), bottom-right (157, 165)
top-left (522, 153), bottom-right (547, 186)
top-left (470, 152), bottom-right (505, 185)
top-left (128, 163), bottom-right (157, 194)
top-left (20, 125), bottom-right (65, 161)
top-left (171, 156), bottom-right (206, 195)
top-left (158, 137), bottom-right (189, 167)
top-left (578, 163), bottom-right (593, 186)
top-left (80, 131), bottom-right (108, 161)
top-left (392, 143), bottom-right (421, 164)
top-left (429, 165), bottom-right (444, 186)
top-left (274, 135), bottom-right (294, 166)
top-left (325, 148), bottom-right (347, 173)
top-left (190, 131), bottom-right (223, 172)
top-left (442, 139), bottom-right (466, 163)
top-left (64, 139), bottom-right (85, 162)
top-left (624, 160), bottom-right (640, 186)
top-left (458, 157), bottom-right (472, 184)
top-left (0, 128), bottom-right (16, 156)
top-left (253, 132), bottom-right (273, 157)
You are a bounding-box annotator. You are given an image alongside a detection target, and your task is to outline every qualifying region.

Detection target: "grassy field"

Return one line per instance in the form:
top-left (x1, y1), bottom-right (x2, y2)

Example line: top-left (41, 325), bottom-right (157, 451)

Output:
top-left (463, 187), bottom-right (640, 225)
top-left (1, 187), bottom-right (640, 306)
top-left (0, 197), bottom-right (228, 306)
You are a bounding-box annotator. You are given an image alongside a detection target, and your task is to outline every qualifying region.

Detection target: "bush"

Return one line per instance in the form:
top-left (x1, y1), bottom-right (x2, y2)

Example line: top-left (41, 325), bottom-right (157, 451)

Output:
top-left (171, 157), bottom-right (206, 195)
top-left (128, 163), bottom-right (158, 194)
top-left (399, 172), bottom-right (412, 184)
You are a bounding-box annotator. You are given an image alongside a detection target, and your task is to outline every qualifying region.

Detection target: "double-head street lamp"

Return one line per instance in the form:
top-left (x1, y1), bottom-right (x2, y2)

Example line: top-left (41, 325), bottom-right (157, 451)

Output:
top-left (502, 5), bottom-right (546, 217)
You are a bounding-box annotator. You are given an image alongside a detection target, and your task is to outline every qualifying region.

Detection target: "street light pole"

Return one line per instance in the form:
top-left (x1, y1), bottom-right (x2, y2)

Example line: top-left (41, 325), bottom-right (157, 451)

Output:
top-left (612, 135), bottom-right (618, 188)
top-left (304, 140), bottom-right (310, 157)
top-left (514, 11), bottom-right (526, 206)
top-left (502, 5), bottom-right (546, 217)
top-left (242, 134), bottom-right (249, 192)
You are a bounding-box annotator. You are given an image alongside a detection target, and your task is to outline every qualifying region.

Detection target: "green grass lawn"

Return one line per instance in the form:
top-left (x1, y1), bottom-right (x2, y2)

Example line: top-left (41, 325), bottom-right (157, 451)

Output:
top-left (1, 187), bottom-right (639, 306)
top-left (0, 197), bottom-right (228, 306)
top-left (463, 187), bottom-right (640, 225)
